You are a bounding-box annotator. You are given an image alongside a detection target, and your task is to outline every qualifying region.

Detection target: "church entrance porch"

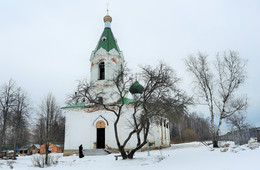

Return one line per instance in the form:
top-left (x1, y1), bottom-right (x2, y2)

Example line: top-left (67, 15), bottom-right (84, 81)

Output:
top-left (96, 120), bottom-right (105, 149)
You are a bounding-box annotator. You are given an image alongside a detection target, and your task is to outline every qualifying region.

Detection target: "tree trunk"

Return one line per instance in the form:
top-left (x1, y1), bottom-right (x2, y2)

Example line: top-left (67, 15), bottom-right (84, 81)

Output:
top-left (113, 115), bottom-right (128, 159)
top-left (213, 140), bottom-right (218, 148)
top-left (45, 142), bottom-right (49, 165)
top-left (127, 121), bottom-right (150, 159)
top-left (210, 106), bottom-right (218, 148)
top-left (214, 118), bottom-right (223, 148)
top-left (0, 132), bottom-right (2, 153)
top-left (119, 147), bottom-right (127, 159)
top-left (0, 113), bottom-right (8, 152)
top-left (12, 126), bottom-right (18, 159)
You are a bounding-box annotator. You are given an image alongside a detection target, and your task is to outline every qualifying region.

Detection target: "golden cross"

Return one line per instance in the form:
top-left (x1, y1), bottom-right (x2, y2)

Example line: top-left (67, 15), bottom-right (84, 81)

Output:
top-left (106, 2), bottom-right (110, 15)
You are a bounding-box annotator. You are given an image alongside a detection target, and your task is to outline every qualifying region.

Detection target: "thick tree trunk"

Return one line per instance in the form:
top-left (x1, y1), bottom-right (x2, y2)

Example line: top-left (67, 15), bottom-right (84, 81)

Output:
top-left (2, 114), bottom-right (8, 144)
top-left (0, 132), bottom-right (2, 153)
top-left (213, 118), bottom-right (223, 148)
top-left (13, 126), bottom-right (18, 159)
top-left (45, 142), bottom-right (49, 165)
top-left (113, 115), bottom-right (128, 159)
top-left (119, 147), bottom-right (127, 159)
top-left (213, 140), bottom-right (218, 148)
top-left (209, 103), bottom-right (219, 148)
top-left (127, 121), bottom-right (150, 159)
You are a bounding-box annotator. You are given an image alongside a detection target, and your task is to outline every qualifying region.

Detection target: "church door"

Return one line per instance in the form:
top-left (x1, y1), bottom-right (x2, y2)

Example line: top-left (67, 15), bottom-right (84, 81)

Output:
top-left (96, 121), bottom-right (105, 148)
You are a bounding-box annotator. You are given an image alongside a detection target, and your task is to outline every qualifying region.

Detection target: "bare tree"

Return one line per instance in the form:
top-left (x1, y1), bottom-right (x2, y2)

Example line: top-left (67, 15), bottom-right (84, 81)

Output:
top-left (32, 116), bottom-right (45, 145)
top-left (227, 112), bottom-right (251, 145)
top-left (39, 93), bottom-right (61, 164)
top-left (11, 87), bottom-right (30, 157)
top-left (185, 51), bottom-right (247, 147)
top-left (0, 79), bottom-right (16, 152)
top-left (68, 63), bottom-right (192, 159)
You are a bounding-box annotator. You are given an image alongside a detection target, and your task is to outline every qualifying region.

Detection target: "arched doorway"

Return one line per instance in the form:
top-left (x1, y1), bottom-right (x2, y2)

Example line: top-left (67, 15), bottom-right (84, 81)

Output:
top-left (96, 120), bottom-right (105, 148)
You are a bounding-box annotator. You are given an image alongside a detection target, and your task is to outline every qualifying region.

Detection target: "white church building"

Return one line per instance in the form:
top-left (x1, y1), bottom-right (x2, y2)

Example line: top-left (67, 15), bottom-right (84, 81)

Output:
top-left (62, 13), bottom-right (170, 156)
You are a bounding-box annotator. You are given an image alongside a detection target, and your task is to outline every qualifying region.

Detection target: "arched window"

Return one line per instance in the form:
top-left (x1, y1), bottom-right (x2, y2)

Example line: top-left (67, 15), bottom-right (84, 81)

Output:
top-left (98, 97), bottom-right (103, 104)
top-left (99, 62), bottom-right (105, 80)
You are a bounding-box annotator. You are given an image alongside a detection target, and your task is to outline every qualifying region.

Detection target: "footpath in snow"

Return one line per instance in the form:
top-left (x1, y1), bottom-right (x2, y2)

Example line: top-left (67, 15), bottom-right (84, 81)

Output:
top-left (0, 141), bottom-right (259, 170)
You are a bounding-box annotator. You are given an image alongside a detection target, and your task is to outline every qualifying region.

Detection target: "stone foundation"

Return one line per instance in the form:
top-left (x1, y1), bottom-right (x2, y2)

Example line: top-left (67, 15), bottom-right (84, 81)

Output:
top-left (63, 144), bottom-right (170, 156)
top-left (63, 150), bottom-right (79, 156)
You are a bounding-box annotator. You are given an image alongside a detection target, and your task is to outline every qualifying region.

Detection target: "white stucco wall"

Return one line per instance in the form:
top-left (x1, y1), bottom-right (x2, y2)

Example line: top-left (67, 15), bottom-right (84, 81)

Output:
top-left (64, 105), bottom-right (170, 151)
top-left (89, 48), bottom-right (125, 104)
top-left (64, 46), bottom-right (170, 153)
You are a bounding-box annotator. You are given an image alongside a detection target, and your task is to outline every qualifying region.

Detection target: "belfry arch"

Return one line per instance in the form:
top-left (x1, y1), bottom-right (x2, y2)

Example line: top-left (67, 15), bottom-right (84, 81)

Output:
top-left (99, 62), bottom-right (105, 80)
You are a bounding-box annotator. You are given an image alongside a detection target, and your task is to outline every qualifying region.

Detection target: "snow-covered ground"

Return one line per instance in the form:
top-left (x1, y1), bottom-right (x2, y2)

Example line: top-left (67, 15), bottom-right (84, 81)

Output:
top-left (0, 142), bottom-right (259, 170)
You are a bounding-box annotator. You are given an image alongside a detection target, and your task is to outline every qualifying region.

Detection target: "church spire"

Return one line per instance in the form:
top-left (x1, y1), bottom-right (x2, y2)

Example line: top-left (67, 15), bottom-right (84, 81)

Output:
top-left (94, 8), bottom-right (120, 53)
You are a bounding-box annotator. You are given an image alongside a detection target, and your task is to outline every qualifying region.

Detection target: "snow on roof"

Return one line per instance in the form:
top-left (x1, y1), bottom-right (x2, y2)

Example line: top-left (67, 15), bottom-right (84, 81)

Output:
top-left (33, 144), bottom-right (40, 149)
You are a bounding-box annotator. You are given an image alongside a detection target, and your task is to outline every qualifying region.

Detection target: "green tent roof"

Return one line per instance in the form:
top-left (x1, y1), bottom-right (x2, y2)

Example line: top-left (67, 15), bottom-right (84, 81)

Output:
top-left (94, 27), bottom-right (120, 53)
top-left (61, 103), bottom-right (85, 109)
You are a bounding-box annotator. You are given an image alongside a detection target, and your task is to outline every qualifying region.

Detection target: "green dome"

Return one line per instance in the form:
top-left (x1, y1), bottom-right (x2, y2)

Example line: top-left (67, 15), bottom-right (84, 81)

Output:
top-left (129, 81), bottom-right (144, 94)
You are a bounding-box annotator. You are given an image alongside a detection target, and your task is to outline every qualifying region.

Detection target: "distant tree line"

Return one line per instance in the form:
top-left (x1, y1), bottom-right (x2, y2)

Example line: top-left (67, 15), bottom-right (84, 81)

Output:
top-left (170, 112), bottom-right (211, 143)
top-left (0, 80), bottom-right (65, 155)
top-left (0, 80), bottom-right (30, 153)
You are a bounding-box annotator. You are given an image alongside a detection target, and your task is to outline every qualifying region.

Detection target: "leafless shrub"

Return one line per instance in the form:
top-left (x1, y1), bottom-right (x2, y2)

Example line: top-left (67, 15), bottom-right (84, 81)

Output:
top-left (181, 129), bottom-right (198, 142)
top-left (6, 161), bottom-right (15, 169)
top-left (31, 154), bottom-right (60, 168)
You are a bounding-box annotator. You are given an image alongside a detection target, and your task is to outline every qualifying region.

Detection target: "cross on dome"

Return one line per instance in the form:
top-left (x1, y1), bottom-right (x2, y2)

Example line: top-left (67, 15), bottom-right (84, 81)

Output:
top-left (106, 2), bottom-right (110, 15)
top-left (104, 3), bottom-right (112, 24)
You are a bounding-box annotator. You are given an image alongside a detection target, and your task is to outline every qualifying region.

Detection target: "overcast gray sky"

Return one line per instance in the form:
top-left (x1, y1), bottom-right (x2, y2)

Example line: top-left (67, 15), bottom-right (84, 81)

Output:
top-left (0, 0), bottom-right (259, 127)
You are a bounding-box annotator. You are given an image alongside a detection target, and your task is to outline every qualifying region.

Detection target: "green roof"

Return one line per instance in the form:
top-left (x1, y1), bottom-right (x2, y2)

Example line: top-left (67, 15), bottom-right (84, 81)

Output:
top-left (116, 98), bottom-right (135, 104)
top-left (94, 27), bottom-right (120, 53)
top-left (61, 103), bottom-right (85, 109)
top-left (18, 144), bottom-right (33, 150)
top-left (49, 141), bottom-right (64, 146)
top-left (129, 81), bottom-right (144, 94)
top-left (2, 145), bottom-right (12, 151)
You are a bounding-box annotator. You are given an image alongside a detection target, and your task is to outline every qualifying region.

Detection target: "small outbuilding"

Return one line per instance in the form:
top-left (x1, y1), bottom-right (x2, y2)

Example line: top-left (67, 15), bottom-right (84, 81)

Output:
top-left (40, 142), bottom-right (64, 154)
top-left (18, 144), bottom-right (40, 155)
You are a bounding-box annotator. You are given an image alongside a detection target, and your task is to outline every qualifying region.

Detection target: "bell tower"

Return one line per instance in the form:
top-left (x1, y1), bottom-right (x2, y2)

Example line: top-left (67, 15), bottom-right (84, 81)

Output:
top-left (89, 11), bottom-right (125, 104)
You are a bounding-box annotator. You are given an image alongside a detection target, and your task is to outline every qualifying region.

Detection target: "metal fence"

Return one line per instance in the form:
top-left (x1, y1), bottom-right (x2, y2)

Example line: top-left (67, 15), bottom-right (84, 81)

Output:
top-left (219, 127), bottom-right (260, 145)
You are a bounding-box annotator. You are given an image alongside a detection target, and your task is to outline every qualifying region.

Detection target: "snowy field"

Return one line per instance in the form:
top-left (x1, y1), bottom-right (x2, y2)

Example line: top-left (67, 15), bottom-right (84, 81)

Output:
top-left (0, 142), bottom-right (259, 170)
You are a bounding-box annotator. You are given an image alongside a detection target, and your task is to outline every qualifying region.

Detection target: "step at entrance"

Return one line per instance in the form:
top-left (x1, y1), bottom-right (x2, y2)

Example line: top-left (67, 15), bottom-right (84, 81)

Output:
top-left (83, 149), bottom-right (110, 156)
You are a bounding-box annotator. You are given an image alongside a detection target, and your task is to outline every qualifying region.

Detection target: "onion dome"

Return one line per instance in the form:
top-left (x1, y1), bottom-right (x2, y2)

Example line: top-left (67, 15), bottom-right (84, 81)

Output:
top-left (103, 15), bottom-right (112, 23)
top-left (129, 81), bottom-right (144, 94)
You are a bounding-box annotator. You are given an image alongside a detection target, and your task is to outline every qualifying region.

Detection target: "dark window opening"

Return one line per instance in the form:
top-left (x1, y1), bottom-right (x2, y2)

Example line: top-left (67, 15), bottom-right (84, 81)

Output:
top-left (98, 97), bottom-right (103, 104)
top-left (99, 62), bottom-right (105, 80)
